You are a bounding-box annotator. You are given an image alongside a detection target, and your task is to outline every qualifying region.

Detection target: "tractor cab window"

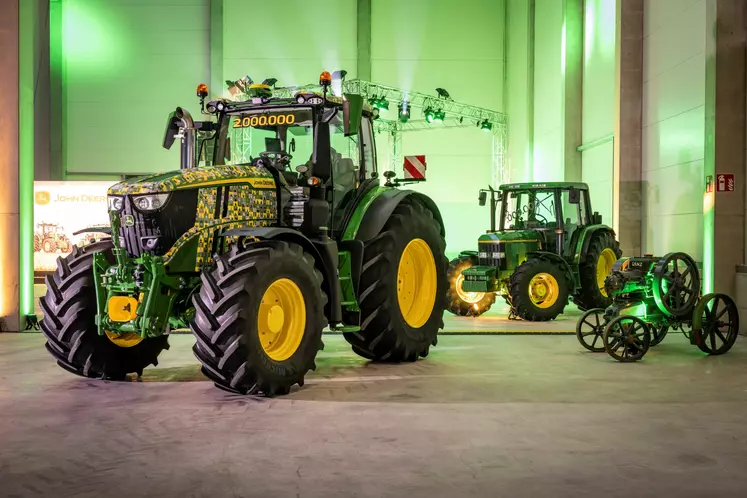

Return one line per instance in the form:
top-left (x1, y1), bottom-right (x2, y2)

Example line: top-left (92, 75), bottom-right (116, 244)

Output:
top-left (502, 189), bottom-right (558, 230)
top-left (360, 117), bottom-right (376, 180)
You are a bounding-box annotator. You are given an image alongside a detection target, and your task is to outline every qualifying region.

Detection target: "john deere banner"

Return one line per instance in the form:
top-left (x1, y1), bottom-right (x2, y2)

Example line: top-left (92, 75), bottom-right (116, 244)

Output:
top-left (34, 181), bottom-right (114, 272)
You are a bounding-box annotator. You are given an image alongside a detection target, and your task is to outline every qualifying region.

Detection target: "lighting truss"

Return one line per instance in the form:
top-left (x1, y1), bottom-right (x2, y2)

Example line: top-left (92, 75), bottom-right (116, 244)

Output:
top-left (230, 79), bottom-right (509, 185)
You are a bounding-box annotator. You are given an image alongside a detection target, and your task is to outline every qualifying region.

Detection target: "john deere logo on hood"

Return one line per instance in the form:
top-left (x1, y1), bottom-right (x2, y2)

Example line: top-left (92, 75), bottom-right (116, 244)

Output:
top-left (122, 215), bottom-right (135, 227)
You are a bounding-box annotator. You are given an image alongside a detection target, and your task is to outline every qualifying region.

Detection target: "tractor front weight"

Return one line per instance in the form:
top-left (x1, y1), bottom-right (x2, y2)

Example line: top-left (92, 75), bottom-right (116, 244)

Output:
top-left (93, 251), bottom-right (186, 340)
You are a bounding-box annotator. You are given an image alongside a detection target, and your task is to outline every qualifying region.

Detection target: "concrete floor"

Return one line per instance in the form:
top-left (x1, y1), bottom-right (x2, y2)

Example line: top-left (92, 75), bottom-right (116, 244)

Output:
top-left (2, 332), bottom-right (747, 498)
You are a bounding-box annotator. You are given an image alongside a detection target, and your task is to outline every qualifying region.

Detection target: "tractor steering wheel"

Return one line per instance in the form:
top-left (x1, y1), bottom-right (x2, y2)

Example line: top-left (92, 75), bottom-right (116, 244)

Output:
top-left (259, 151), bottom-right (293, 170)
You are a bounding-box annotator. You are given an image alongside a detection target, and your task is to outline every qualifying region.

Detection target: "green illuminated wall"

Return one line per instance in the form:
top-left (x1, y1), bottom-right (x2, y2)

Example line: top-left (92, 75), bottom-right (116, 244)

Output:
top-left (641, 0), bottom-right (706, 261)
top-left (61, 0), bottom-right (210, 177)
top-left (370, 0), bottom-right (506, 255)
top-left (580, 0), bottom-right (615, 226)
top-left (532, 0), bottom-right (564, 182)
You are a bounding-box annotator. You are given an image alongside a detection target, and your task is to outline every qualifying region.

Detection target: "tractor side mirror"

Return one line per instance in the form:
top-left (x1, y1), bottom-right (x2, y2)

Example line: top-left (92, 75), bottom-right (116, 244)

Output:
top-left (478, 191), bottom-right (487, 206)
top-left (343, 93), bottom-right (363, 137)
top-left (568, 188), bottom-right (581, 204)
top-left (592, 211), bottom-right (602, 224)
top-left (163, 111), bottom-right (180, 150)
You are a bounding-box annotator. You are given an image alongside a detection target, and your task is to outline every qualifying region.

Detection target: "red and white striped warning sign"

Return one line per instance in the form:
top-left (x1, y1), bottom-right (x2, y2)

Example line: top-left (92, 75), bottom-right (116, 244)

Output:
top-left (403, 155), bottom-right (426, 179)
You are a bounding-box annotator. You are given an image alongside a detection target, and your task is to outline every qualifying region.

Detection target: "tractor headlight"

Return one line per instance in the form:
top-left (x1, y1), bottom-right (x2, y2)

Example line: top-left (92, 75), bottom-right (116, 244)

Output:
top-left (133, 193), bottom-right (170, 212)
top-left (108, 196), bottom-right (124, 212)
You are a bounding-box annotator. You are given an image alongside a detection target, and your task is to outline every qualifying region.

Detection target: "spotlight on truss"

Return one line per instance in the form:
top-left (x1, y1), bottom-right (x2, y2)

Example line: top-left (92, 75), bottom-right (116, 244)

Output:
top-left (398, 101), bottom-right (410, 122)
top-left (424, 107), bottom-right (436, 123)
top-left (436, 88), bottom-right (451, 99)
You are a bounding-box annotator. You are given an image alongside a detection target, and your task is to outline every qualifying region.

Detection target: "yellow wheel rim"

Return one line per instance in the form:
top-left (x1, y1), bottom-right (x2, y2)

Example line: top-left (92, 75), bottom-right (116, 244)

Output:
top-left (528, 272), bottom-right (559, 309)
top-left (597, 248), bottom-right (617, 297)
top-left (105, 331), bottom-right (144, 348)
top-left (258, 278), bottom-right (306, 361)
top-left (397, 238), bottom-right (437, 328)
top-left (455, 273), bottom-right (486, 304)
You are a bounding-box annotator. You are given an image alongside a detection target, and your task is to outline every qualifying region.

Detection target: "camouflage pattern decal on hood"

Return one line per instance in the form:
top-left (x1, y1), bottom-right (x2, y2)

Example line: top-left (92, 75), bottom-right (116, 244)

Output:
top-left (107, 165), bottom-right (275, 195)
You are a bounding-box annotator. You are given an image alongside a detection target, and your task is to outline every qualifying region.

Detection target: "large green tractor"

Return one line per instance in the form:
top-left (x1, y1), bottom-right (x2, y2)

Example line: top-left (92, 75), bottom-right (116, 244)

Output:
top-left (447, 182), bottom-right (621, 321)
top-left (40, 72), bottom-right (447, 395)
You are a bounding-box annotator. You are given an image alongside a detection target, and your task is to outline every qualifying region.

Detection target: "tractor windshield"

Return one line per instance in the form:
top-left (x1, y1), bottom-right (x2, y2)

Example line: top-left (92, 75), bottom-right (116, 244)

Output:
top-left (215, 107), bottom-right (361, 183)
top-left (501, 189), bottom-right (558, 230)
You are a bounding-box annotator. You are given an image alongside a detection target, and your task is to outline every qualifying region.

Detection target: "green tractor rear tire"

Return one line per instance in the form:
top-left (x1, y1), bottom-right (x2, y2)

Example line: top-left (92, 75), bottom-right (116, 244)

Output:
top-left (574, 231), bottom-right (621, 311)
top-left (344, 198), bottom-right (447, 361)
top-left (40, 241), bottom-right (169, 379)
top-left (446, 255), bottom-right (496, 316)
top-left (191, 241), bottom-right (326, 396)
top-left (509, 258), bottom-right (570, 321)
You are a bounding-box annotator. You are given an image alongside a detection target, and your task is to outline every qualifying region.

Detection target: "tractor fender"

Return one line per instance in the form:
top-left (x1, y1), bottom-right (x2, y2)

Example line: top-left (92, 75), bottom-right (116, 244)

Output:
top-left (526, 250), bottom-right (576, 292)
top-left (576, 225), bottom-right (617, 265)
top-left (353, 189), bottom-right (446, 242)
top-left (221, 227), bottom-right (341, 324)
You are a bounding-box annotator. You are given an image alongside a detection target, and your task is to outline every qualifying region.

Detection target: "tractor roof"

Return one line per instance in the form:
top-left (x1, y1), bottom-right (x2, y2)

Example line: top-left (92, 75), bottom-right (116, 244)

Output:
top-left (499, 182), bottom-right (589, 191)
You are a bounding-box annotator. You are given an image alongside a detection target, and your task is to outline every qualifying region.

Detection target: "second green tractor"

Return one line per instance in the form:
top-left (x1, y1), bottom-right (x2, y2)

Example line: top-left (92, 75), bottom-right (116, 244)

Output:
top-left (448, 182), bottom-right (621, 321)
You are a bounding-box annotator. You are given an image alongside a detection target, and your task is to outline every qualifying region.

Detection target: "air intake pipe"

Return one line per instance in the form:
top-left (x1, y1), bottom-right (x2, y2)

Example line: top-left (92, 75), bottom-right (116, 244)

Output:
top-left (163, 107), bottom-right (197, 170)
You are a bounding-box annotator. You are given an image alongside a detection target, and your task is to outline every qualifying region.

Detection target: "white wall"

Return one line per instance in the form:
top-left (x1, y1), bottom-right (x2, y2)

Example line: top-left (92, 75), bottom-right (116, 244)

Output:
top-left (63, 0), bottom-right (210, 176)
top-left (642, 0), bottom-right (706, 260)
top-left (371, 0), bottom-right (505, 257)
top-left (581, 0), bottom-right (616, 226)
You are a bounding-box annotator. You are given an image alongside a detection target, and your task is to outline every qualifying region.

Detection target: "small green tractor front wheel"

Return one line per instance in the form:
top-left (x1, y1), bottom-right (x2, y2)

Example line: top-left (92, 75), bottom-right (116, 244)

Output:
top-left (191, 241), bottom-right (326, 396)
top-left (446, 255), bottom-right (496, 317)
top-left (344, 198), bottom-right (447, 361)
top-left (574, 231), bottom-right (621, 311)
top-left (509, 258), bottom-right (569, 321)
top-left (40, 241), bottom-right (169, 380)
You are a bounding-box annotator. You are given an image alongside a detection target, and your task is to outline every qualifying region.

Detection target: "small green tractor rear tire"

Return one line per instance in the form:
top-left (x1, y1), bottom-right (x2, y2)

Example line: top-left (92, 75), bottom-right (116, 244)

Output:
top-left (574, 231), bottom-right (621, 311)
top-left (446, 255), bottom-right (496, 316)
top-left (509, 258), bottom-right (570, 321)
top-left (344, 198), bottom-right (447, 361)
top-left (40, 241), bottom-right (169, 380)
top-left (191, 241), bottom-right (326, 396)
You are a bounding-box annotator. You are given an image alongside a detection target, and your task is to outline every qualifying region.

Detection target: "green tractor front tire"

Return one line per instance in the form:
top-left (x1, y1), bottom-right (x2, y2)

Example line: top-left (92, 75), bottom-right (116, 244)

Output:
top-left (574, 231), bottom-right (621, 311)
top-left (446, 255), bottom-right (496, 316)
top-left (191, 241), bottom-right (326, 396)
top-left (344, 198), bottom-right (447, 361)
top-left (40, 241), bottom-right (169, 379)
top-left (509, 258), bottom-right (570, 321)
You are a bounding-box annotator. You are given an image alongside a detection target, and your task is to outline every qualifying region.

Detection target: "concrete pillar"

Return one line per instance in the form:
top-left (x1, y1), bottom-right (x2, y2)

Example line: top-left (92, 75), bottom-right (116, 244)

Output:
top-left (562, 0), bottom-right (583, 182)
top-left (613, 0), bottom-right (643, 258)
top-left (0, 0), bottom-right (21, 331)
top-left (357, 0), bottom-right (371, 80)
top-left (704, 0), bottom-right (746, 296)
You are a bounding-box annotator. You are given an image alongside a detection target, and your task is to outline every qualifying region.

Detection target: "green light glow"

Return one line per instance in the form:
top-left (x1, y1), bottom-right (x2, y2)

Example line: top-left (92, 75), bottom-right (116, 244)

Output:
top-left (561, 21), bottom-right (567, 76)
top-left (19, 0), bottom-right (34, 316)
top-left (62, 1), bottom-right (124, 74)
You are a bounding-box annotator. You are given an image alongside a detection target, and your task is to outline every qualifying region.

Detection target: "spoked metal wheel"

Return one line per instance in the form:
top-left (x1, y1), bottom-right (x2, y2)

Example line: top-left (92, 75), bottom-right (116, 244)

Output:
top-left (692, 293), bottom-right (740, 355)
top-left (653, 252), bottom-right (700, 317)
top-left (650, 325), bottom-right (669, 347)
top-left (576, 308), bottom-right (607, 352)
top-left (603, 315), bottom-right (651, 362)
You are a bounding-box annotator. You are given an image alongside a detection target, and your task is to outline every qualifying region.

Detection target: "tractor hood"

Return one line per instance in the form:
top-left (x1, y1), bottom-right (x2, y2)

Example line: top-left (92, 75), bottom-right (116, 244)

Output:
top-left (107, 165), bottom-right (276, 195)
top-left (478, 230), bottom-right (543, 245)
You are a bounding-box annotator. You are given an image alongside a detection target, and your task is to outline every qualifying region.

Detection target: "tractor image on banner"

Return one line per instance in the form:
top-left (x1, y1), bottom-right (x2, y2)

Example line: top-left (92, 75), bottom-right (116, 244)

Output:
top-left (447, 182), bottom-right (621, 321)
top-left (39, 72), bottom-right (448, 396)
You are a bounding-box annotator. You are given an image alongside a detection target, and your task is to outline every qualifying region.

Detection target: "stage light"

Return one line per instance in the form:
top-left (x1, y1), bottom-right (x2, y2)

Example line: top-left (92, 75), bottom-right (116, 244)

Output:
top-left (398, 101), bottom-right (410, 122)
top-left (436, 88), bottom-right (451, 99)
top-left (369, 96), bottom-right (389, 110)
top-left (433, 110), bottom-right (445, 122)
top-left (480, 120), bottom-right (493, 131)
top-left (424, 107), bottom-right (435, 123)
